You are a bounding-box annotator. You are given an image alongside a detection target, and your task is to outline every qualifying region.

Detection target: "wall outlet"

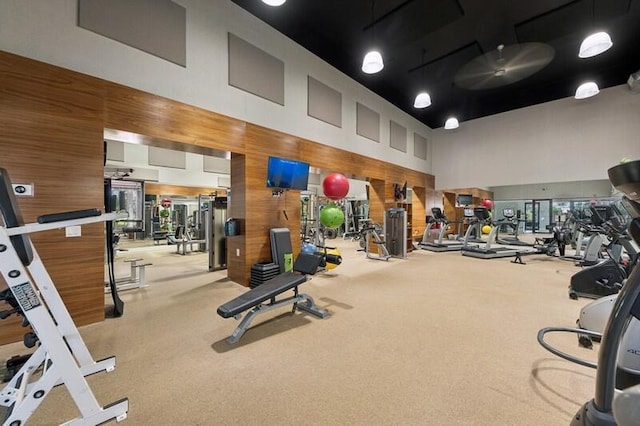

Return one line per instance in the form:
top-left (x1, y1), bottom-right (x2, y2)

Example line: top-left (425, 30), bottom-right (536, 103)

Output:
top-left (236, 248), bottom-right (240, 257)
top-left (65, 226), bottom-right (81, 237)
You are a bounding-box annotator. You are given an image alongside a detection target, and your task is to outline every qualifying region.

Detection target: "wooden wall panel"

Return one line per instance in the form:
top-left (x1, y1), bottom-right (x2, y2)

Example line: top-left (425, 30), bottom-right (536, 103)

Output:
top-left (300, 141), bottom-right (388, 181)
top-left (368, 179), bottom-right (386, 225)
top-left (0, 52), bottom-right (106, 343)
top-left (227, 153), bottom-right (246, 283)
top-left (145, 183), bottom-right (225, 197)
top-left (105, 84), bottom-right (248, 154)
top-left (445, 187), bottom-right (494, 201)
top-left (442, 188), bottom-right (495, 230)
top-left (0, 51), bottom-right (435, 343)
top-left (239, 125), bottom-right (303, 283)
top-left (411, 187), bottom-right (427, 240)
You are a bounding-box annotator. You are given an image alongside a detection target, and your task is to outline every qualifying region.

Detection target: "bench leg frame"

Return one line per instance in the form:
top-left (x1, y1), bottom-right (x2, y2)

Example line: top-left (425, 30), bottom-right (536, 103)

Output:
top-left (226, 293), bottom-right (329, 344)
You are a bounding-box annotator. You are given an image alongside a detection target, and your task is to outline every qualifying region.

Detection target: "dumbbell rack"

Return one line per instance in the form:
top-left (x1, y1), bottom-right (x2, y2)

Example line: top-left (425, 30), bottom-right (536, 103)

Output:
top-left (0, 212), bottom-right (129, 425)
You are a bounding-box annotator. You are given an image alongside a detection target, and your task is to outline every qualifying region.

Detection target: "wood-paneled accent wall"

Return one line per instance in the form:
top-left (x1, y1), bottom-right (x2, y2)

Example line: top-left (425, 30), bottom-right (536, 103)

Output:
top-left (0, 50), bottom-right (435, 343)
top-left (446, 187), bottom-right (494, 203)
top-left (144, 183), bottom-right (226, 198)
top-left (442, 188), bottom-right (495, 229)
top-left (0, 52), bottom-right (106, 343)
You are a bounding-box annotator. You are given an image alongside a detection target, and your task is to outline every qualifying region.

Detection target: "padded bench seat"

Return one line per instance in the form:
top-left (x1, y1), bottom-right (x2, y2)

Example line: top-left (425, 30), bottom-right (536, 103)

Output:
top-left (216, 251), bottom-right (328, 344)
top-left (217, 272), bottom-right (306, 318)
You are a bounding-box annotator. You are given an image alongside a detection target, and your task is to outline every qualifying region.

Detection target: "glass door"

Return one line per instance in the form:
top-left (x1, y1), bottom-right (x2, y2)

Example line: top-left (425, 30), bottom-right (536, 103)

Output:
top-left (524, 199), bottom-right (552, 233)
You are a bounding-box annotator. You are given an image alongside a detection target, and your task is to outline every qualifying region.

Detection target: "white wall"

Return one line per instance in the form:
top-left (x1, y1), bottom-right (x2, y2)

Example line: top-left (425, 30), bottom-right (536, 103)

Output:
top-left (491, 179), bottom-right (614, 200)
top-left (0, 0), bottom-right (432, 174)
top-left (106, 143), bottom-right (229, 188)
top-left (432, 85), bottom-right (640, 190)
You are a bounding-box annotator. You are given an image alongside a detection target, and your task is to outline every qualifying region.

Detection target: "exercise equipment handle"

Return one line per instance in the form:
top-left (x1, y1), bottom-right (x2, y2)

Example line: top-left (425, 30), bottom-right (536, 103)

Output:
top-left (37, 208), bottom-right (102, 224)
top-left (7, 212), bottom-right (127, 236)
top-left (594, 258), bottom-right (640, 413)
top-left (536, 326), bottom-right (599, 369)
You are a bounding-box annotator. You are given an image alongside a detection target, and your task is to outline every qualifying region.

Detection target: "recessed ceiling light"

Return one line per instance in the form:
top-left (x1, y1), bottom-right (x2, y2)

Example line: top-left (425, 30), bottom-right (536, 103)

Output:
top-left (262, 0), bottom-right (286, 6)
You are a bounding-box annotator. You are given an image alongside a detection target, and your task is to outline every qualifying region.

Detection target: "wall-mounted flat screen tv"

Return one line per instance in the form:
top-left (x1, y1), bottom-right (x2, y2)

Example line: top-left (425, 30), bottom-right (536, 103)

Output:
top-left (457, 194), bottom-right (473, 206)
top-left (266, 156), bottom-right (310, 190)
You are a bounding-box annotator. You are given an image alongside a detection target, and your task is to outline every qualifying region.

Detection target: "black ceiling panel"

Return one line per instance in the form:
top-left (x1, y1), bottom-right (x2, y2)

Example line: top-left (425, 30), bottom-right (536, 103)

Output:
top-left (232, 0), bottom-right (640, 128)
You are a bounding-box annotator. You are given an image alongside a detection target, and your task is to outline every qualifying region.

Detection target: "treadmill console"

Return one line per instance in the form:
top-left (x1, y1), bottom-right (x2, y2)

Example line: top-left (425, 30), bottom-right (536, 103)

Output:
top-left (503, 208), bottom-right (514, 218)
top-left (464, 208), bottom-right (474, 217)
top-left (431, 207), bottom-right (445, 220)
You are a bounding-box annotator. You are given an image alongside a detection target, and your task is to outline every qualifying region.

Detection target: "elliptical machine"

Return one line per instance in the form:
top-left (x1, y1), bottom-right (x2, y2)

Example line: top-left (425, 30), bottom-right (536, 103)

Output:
top-left (538, 159), bottom-right (640, 425)
top-left (568, 205), bottom-right (638, 300)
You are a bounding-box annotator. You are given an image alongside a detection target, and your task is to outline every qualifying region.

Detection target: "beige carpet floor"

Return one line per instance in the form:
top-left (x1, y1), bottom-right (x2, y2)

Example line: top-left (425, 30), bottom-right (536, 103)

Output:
top-left (0, 237), bottom-right (601, 425)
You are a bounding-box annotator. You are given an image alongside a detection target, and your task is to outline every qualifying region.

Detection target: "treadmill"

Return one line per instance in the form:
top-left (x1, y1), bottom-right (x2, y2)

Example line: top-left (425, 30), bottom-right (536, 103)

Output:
top-left (420, 207), bottom-right (468, 252)
top-left (461, 207), bottom-right (537, 259)
top-left (461, 207), bottom-right (484, 246)
top-left (495, 208), bottom-right (533, 247)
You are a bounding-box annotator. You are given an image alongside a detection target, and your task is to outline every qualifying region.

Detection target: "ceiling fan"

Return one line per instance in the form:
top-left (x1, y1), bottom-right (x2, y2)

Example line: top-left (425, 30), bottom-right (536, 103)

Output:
top-left (454, 43), bottom-right (555, 90)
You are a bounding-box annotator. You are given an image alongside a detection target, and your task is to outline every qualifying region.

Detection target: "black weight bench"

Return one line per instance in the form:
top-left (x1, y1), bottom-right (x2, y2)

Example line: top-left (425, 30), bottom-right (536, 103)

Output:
top-left (217, 252), bottom-right (329, 344)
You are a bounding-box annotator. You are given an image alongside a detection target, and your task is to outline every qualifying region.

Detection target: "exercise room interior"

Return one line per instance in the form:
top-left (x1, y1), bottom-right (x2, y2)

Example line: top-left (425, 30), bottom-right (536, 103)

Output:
top-left (1, 0), bottom-right (640, 425)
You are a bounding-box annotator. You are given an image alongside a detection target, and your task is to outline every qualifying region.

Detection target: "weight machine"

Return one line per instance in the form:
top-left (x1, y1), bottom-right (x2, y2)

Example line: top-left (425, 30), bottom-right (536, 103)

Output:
top-left (0, 168), bottom-right (129, 425)
top-left (384, 208), bottom-right (407, 259)
top-left (359, 219), bottom-right (390, 261)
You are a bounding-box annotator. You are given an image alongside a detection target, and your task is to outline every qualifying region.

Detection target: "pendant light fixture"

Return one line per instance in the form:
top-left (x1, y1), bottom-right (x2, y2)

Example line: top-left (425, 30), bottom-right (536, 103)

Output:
top-left (442, 82), bottom-right (458, 129)
top-left (575, 81), bottom-right (600, 99)
top-left (413, 92), bottom-right (431, 108)
top-left (262, 0), bottom-right (286, 6)
top-left (413, 49), bottom-right (431, 108)
top-left (579, 32), bottom-right (612, 58)
top-left (362, 1), bottom-right (383, 74)
top-left (362, 51), bottom-right (384, 74)
top-left (579, 0), bottom-right (613, 58)
top-left (444, 117), bottom-right (459, 130)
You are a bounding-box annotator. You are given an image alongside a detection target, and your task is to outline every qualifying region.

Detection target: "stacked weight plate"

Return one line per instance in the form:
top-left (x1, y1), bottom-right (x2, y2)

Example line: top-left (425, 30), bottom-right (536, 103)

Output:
top-left (250, 262), bottom-right (280, 288)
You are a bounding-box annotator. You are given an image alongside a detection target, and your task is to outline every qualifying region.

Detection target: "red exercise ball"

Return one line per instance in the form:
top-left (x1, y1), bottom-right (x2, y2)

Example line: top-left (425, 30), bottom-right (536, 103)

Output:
top-left (322, 173), bottom-right (350, 200)
top-left (481, 199), bottom-right (493, 210)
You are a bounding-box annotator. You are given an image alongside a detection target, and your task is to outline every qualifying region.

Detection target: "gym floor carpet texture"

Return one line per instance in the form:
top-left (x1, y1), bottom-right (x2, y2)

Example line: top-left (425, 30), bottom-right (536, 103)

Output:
top-left (0, 238), bottom-right (595, 425)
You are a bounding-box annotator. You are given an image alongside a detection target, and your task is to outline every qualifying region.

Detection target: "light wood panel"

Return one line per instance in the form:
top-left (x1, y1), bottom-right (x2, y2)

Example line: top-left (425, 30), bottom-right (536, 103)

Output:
top-left (445, 187), bottom-right (494, 202)
top-left (442, 188), bottom-right (495, 234)
top-left (239, 124), bottom-right (302, 284)
top-left (227, 153), bottom-right (246, 284)
top-left (411, 187), bottom-right (427, 240)
top-left (145, 183), bottom-right (226, 197)
top-left (105, 84), bottom-right (247, 154)
top-left (0, 52), bottom-right (106, 343)
top-left (0, 50), bottom-right (435, 343)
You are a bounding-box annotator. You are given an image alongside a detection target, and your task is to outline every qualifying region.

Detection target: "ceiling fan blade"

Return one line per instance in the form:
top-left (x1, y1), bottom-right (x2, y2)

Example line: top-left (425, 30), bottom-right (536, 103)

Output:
top-left (454, 43), bottom-right (555, 90)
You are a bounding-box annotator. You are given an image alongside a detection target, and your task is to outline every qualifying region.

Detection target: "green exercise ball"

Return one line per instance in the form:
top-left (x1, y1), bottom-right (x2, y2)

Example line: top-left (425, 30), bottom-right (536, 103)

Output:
top-left (319, 204), bottom-right (344, 229)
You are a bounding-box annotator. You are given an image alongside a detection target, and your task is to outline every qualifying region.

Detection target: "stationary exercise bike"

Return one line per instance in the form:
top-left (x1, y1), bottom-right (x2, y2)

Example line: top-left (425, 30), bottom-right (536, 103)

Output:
top-left (538, 159), bottom-right (640, 425)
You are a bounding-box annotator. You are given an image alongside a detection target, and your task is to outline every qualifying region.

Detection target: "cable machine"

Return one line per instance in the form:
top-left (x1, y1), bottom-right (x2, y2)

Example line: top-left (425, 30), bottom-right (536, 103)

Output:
top-left (207, 196), bottom-right (228, 271)
top-left (384, 207), bottom-right (407, 259)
